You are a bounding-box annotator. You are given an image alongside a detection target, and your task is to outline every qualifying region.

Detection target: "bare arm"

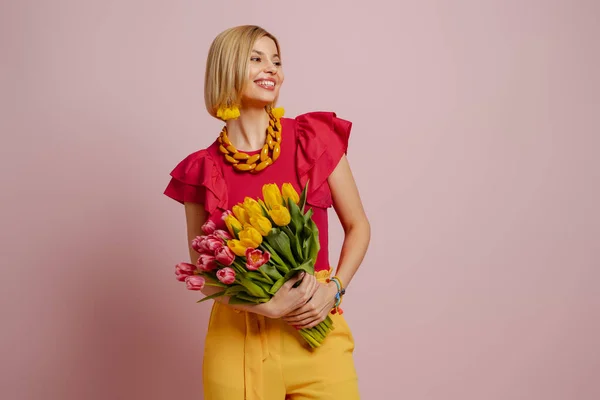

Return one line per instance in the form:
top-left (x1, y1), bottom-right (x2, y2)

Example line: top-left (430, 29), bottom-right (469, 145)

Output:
top-left (183, 202), bottom-right (317, 318)
top-left (282, 155), bottom-right (371, 328)
top-left (327, 155), bottom-right (371, 288)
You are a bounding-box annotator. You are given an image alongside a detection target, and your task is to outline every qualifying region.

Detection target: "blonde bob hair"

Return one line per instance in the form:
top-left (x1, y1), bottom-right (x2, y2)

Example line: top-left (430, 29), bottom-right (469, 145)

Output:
top-left (204, 25), bottom-right (281, 118)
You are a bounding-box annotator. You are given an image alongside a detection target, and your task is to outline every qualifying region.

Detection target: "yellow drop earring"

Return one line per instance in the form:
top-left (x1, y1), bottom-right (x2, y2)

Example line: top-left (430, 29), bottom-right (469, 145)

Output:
top-left (216, 103), bottom-right (240, 121)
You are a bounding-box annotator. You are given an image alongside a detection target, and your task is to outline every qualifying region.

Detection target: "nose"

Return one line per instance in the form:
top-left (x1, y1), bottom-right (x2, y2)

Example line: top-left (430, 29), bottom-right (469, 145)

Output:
top-left (264, 61), bottom-right (277, 74)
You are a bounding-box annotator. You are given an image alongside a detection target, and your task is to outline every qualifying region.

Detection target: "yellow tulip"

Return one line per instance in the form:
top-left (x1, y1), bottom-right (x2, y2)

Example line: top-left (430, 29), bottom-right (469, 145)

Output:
top-left (227, 239), bottom-right (247, 257)
top-left (258, 199), bottom-right (269, 212)
top-left (282, 183), bottom-right (300, 205)
top-left (232, 205), bottom-right (250, 225)
top-left (249, 213), bottom-right (272, 236)
top-left (224, 215), bottom-right (243, 237)
top-left (238, 226), bottom-right (263, 248)
top-left (262, 183), bottom-right (283, 209)
top-left (242, 197), bottom-right (263, 217)
top-left (269, 204), bottom-right (291, 226)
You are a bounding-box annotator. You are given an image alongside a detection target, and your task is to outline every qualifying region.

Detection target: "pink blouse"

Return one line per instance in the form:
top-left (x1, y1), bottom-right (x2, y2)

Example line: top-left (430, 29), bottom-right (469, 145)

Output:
top-left (164, 112), bottom-right (351, 272)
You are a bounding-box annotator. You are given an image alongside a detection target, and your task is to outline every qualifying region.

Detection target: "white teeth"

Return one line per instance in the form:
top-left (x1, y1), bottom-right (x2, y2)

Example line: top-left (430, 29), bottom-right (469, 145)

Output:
top-left (257, 80), bottom-right (274, 88)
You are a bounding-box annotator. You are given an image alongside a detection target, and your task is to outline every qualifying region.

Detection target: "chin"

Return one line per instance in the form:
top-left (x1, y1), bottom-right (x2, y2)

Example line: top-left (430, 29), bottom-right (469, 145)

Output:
top-left (243, 95), bottom-right (278, 108)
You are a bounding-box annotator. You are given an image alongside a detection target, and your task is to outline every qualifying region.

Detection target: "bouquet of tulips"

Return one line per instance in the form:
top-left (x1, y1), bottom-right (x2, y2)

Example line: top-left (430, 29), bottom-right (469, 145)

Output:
top-left (174, 182), bottom-right (334, 348)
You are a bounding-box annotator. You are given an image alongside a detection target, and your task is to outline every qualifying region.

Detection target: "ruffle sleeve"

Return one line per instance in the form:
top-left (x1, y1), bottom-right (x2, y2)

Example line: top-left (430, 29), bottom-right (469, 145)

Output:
top-left (163, 149), bottom-right (228, 215)
top-left (295, 111), bottom-right (352, 208)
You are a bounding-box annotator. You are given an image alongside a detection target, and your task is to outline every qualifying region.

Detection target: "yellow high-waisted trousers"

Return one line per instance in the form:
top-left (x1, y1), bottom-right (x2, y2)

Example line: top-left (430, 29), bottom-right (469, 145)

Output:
top-left (202, 270), bottom-right (360, 400)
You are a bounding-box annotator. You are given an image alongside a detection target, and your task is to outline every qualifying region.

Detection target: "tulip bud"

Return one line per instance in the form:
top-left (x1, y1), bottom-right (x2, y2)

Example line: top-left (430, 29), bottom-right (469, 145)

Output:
top-left (185, 275), bottom-right (205, 291)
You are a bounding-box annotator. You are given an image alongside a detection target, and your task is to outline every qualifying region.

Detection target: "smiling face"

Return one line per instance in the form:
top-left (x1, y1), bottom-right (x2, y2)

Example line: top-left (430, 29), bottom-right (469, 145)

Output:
top-left (240, 36), bottom-right (284, 108)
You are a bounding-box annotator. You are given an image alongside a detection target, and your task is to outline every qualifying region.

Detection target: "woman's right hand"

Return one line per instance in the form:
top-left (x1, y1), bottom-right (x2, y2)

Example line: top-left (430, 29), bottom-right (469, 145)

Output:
top-left (260, 272), bottom-right (318, 319)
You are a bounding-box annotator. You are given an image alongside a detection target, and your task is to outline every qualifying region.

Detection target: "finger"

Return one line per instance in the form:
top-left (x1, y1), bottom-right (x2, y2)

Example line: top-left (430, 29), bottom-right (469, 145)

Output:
top-left (294, 281), bottom-right (312, 305)
top-left (309, 279), bottom-right (320, 297)
top-left (298, 312), bottom-right (328, 329)
top-left (295, 315), bottom-right (323, 330)
top-left (297, 273), bottom-right (314, 291)
top-left (285, 310), bottom-right (318, 325)
top-left (288, 300), bottom-right (321, 319)
top-left (283, 308), bottom-right (313, 322)
top-left (302, 319), bottom-right (323, 329)
top-left (303, 276), bottom-right (318, 299)
top-left (294, 275), bottom-right (315, 304)
top-left (283, 299), bottom-right (312, 318)
top-left (291, 317), bottom-right (316, 328)
top-left (282, 271), bottom-right (305, 291)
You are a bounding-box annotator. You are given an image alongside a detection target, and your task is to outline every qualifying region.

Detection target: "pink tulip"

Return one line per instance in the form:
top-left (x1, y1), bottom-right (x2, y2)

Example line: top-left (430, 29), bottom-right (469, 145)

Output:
top-left (213, 229), bottom-right (232, 242)
top-left (205, 235), bottom-right (224, 253)
top-left (185, 275), bottom-right (205, 291)
top-left (216, 267), bottom-right (236, 285)
top-left (245, 248), bottom-right (271, 271)
top-left (191, 236), bottom-right (205, 253)
top-left (202, 219), bottom-right (216, 234)
top-left (197, 254), bottom-right (218, 272)
top-left (175, 262), bottom-right (197, 281)
top-left (215, 245), bottom-right (235, 266)
top-left (221, 210), bottom-right (233, 221)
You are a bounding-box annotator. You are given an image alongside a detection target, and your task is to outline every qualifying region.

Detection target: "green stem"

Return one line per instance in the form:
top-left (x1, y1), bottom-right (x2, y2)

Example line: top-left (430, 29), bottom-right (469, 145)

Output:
top-left (260, 242), bottom-right (288, 270)
top-left (231, 259), bottom-right (247, 275)
top-left (258, 266), bottom-right (273, 284)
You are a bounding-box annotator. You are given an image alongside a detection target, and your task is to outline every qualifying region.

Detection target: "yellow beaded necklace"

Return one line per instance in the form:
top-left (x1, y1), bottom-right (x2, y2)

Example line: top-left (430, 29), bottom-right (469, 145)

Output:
top-left (218, 107), bottom-right (284, 173)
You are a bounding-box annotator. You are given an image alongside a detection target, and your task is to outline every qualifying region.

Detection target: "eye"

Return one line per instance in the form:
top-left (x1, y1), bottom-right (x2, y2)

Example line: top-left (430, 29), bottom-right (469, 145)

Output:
top-left (251, 56), bottom-right (261, 62)
top-left (274, 61), bottom-right (282, 67)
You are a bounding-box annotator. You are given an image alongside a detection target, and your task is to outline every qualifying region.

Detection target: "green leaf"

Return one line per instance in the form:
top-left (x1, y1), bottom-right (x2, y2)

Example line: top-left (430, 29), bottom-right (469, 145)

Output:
top-left (235, 292), bottom-right (269, 303)
top-left (230, 259), bottom-right (248, 275)
top-left (203, 281), bottom-right (228, 288)
top-left (273, 261), bottom-right (290, 276)
top-left (255, 279), bottom-right (274, 293)
top-left (268, 267), bottom-right (304, 294)
top-left (227, 296), bottom-right (256, 305)
top-left (246, 271), bottom-right (273, 285)
top-left (299, 180), bottom-right (309, 213)
top-left (258, 200), bottom-right (271, 219)
top-left (238, 275), bottom-right (269, 298)
top-left (305, 218), bottom-right (320, 264)
top-left (303, 207), bottom-right (314, 223)
top-left (295, 258), bottom-right (316, 275)
top-left (224, 286), bottom-right (246, 296)
top-left (261, 263), bottom-right (283, 281)
top-left (288, 198), bottom-right (304, 234)
top-left (232, 225), bottom-right (241, 239)
top-left (282, 225), bottom-right (304, 263)
top-left (260, 242), bottom-right (287, 269)
top-left (265, 229), bottom-right (297, 268)
top-left (268, 277), bottom-right (287, 295)
top-left (267, 259), bottom-right (319, 295)
top-left (302, 230), bottom-right (313, 260)
top-left (196, 290), bottom-right (227, 303)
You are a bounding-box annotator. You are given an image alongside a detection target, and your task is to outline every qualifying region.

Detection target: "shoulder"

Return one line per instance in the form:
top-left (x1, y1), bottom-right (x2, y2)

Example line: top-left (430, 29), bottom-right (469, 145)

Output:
top-left (284, 111), bottom-right (352, 154)
top-left (164, 140), bottom-right (228, 212)
top-left (284, 111), bottom-right (351, 142)
top-left (169, 141), bottom-right (221, 180)
top-left (290, 111), bottom-right (353, 208)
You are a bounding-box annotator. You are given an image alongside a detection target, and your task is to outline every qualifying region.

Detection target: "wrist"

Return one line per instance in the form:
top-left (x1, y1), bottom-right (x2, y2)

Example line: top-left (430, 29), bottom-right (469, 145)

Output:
top-left (326, 281), bottom-right (339, 299)
top-left (259, 298), bottom-right (280, 319)
top-left (328, 275), bottom-right (346, 314)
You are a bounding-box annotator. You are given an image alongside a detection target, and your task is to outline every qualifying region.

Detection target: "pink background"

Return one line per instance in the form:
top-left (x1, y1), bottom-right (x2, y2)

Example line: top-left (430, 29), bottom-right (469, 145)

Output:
top-left (2, 1), bottom-right (599, 399)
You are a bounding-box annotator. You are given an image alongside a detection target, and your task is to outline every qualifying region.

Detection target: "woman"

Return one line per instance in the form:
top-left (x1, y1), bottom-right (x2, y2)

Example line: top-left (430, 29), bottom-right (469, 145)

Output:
top-left (164, 25), bottom-right (370, 400)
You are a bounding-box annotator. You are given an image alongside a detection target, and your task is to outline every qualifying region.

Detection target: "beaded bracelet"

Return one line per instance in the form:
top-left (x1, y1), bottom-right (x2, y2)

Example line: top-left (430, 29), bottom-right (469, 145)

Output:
top-left (327, 276), bottom-right (346, 315)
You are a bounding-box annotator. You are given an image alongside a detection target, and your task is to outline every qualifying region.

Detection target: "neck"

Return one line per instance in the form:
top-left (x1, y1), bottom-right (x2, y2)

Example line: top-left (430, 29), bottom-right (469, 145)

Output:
top-left (226, 106), bottom-right (269, 151)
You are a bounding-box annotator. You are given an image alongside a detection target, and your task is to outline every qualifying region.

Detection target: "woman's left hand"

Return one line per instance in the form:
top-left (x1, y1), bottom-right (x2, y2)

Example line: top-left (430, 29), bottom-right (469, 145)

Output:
top-left (281, 282), bottom-right (338, 329)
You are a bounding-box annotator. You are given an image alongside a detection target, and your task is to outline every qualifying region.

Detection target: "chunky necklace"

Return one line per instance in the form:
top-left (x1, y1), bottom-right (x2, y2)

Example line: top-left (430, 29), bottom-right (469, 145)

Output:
top-left (218, 108), bottom-right (283, 173)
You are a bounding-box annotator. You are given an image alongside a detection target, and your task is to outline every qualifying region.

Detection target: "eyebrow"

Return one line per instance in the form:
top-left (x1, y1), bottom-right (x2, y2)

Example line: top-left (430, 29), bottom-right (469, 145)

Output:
top-left (252, 49), bottom-right (280, 58)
